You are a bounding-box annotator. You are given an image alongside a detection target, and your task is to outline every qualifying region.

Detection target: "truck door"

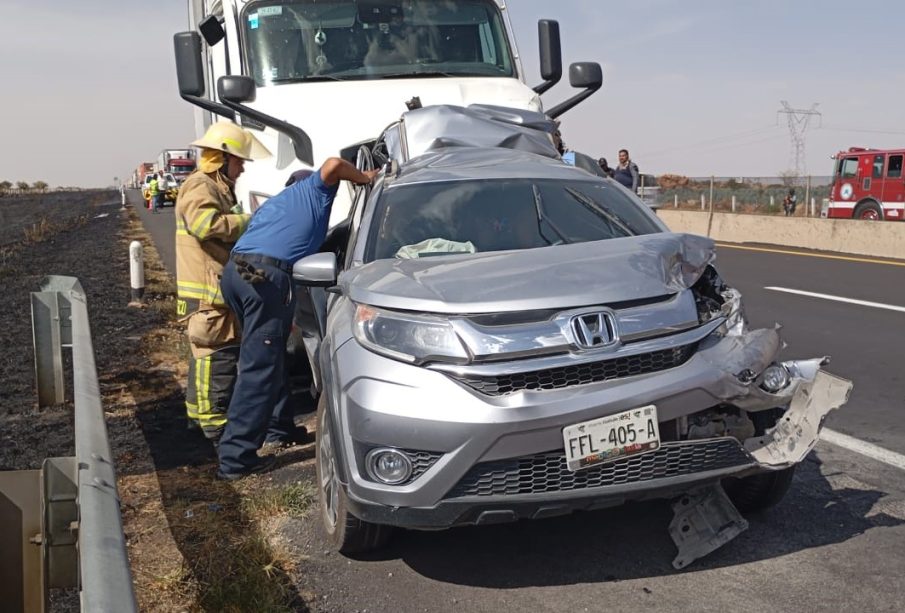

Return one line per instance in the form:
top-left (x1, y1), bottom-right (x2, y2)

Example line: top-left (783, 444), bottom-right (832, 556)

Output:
top-left (884, 153), bottom-right (904, 220)
top-left (831, 155), bottom-right (860, 217)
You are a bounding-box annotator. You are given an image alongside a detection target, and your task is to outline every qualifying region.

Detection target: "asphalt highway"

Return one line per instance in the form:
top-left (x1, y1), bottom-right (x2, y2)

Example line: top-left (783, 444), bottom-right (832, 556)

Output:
top-left (133, 192), bottom-right (905, 611)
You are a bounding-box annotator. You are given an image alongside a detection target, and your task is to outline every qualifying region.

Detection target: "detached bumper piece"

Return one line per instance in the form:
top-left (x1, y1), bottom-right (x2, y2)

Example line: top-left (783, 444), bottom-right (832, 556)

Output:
top-left (669, 484), bottom-right (748, 570)
top-left (746, 370), bottom-right (853, 469)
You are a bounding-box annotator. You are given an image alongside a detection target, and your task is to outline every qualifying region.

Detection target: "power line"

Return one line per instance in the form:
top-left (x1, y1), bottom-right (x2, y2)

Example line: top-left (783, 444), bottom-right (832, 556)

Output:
top-left (643, 125), bottom-right (780, 159)
top-left (819, 125), bottom-right (905, 136)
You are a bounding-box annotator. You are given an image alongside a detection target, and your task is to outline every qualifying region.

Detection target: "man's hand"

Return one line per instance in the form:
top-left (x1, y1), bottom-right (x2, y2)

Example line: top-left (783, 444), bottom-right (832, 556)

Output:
top-left (321, 158), bottom-right (380, 186)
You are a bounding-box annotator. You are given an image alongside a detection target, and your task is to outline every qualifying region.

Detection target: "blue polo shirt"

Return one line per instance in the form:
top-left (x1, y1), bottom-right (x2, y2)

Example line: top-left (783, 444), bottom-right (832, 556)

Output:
top-left (233, 170), bottom-right (339, 264)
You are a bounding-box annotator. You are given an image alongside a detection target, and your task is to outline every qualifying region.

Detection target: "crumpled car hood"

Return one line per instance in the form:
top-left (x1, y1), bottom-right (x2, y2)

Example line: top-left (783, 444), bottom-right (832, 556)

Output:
top-left (342, 233), bottom-right (716, 313)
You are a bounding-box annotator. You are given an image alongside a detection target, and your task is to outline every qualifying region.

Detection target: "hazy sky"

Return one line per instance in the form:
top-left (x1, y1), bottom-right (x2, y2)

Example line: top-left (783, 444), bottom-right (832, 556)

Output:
top-left (3, 0), bottom-right (905, 187)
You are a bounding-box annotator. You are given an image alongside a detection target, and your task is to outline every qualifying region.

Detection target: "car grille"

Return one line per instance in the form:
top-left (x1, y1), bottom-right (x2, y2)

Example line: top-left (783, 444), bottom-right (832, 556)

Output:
top-left (451, 344), bottom-right (696, 396)
top-left (445, 438), bottom-right (751, 498)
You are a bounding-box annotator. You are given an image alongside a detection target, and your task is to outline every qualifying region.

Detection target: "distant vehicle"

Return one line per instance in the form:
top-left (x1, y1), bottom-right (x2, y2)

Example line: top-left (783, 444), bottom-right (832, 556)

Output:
top-left (141, 173), bottom-right (178, 206)
top-left (827, 147), bottom-right (905, 221)
top-left (133, 162), bottom-right (154, 189)
top-left (157, 149), bottom-right (196, 184)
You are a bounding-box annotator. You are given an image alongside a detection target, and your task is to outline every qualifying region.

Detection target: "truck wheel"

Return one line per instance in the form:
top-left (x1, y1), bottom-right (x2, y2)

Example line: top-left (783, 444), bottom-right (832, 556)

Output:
top-left (723, 465), bottom-right (795, 513)
top-left (854, 201), bottom-right (882, 220)
top-left (316, 395), bottom-right (392, 553)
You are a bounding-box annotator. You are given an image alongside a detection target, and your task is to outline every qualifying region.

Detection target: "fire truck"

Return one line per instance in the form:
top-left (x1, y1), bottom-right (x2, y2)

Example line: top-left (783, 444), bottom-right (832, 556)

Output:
top-left (827, 147), bottom-right (905, 220)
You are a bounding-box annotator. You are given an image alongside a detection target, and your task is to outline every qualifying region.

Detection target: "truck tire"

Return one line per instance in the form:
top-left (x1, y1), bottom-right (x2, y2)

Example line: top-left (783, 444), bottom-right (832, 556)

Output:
top-left (316, 395), bottom-right (392, 553)
top-left (854, 200), bottom-right (882, 220)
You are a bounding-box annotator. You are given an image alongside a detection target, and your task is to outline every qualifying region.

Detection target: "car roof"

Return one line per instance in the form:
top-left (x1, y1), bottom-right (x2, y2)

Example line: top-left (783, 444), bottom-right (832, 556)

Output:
top-left (388, 147), bottom-right (600, 188)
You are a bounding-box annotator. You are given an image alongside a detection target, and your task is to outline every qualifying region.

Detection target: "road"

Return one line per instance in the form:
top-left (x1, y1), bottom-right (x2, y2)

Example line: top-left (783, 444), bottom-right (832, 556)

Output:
top-left (134, 194), bottom-right (905, 611)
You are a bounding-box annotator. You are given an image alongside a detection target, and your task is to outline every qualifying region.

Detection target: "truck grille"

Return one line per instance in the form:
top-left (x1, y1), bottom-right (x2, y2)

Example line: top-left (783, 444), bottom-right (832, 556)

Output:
top-left (451, 344), bottom-right (696, 396)
top-left (445, 438), bottom-right (750, 498)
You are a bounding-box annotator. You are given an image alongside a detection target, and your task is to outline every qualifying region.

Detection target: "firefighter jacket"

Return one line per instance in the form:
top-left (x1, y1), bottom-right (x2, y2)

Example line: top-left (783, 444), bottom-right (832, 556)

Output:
top-left (175, 169), bottom-right (250, 319)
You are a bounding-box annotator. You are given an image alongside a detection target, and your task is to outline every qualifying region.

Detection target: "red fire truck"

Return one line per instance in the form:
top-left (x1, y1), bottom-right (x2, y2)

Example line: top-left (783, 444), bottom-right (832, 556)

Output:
top-left (827, 147), bottom-right (905, 220)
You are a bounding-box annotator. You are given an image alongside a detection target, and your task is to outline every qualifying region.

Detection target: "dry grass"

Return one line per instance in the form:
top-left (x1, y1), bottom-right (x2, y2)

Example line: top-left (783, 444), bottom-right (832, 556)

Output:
top-left (113, 209), bottom-right (310, 612)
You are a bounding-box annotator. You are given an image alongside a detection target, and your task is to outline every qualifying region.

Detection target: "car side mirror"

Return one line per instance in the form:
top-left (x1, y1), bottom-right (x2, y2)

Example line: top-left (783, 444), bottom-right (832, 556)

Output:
top-left (292, 253), bottom-right (337, 286)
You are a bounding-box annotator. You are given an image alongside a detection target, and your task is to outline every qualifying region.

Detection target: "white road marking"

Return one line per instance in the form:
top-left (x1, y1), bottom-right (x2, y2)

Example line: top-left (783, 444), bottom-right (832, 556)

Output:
top-left (821, 428), bottom-right (905, 472)
top-left (764, 286), bottom-right (905, 313)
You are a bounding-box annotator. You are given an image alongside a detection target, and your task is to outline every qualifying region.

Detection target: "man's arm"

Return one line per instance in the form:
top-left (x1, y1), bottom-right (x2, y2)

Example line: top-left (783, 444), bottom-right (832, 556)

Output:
top-left (320, 157), bottom-right (378, 186)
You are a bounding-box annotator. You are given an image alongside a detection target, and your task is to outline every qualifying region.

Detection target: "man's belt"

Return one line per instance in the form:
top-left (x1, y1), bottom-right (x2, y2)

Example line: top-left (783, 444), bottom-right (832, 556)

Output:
top-left (231, 252), bottom-right (292, 274)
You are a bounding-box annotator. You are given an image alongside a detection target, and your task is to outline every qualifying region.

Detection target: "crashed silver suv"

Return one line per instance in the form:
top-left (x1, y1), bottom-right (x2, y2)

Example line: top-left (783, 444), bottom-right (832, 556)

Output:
top-left (292, 113), bottom-right (851, 566)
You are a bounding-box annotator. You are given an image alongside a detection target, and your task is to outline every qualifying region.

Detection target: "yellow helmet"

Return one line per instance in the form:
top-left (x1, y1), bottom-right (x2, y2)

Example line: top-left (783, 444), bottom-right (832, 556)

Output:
top-left (191, 121), bottom-right (271, 161)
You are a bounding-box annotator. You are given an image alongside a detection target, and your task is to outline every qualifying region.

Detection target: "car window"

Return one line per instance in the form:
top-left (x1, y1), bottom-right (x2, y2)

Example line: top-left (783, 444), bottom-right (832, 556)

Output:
top-left (363, 178), bottom-right (662, 262)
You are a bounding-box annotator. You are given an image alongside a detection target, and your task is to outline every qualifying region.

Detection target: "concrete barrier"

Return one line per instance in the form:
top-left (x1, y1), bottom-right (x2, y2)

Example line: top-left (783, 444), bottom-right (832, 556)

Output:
top-left (658, 210), bottom-right (905, 260)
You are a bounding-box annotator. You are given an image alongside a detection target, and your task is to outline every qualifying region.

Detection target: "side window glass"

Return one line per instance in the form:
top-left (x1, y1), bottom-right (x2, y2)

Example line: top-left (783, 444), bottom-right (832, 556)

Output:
top-left (840, 157), bottom-right (858, 178)
top-left (873, 154), bottom-right (885, 178)
top-left (888, 155), bottom-right (903, 179)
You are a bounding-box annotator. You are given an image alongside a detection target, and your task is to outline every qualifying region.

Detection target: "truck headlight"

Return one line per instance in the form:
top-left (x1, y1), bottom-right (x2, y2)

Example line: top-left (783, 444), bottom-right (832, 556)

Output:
top-left (354, 304), bottom-right (469, 365)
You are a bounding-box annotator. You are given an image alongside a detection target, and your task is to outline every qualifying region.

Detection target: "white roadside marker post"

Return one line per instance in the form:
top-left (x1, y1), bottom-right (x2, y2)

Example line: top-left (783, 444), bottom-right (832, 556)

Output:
top-left (129, 241), bottom-right (144, 304)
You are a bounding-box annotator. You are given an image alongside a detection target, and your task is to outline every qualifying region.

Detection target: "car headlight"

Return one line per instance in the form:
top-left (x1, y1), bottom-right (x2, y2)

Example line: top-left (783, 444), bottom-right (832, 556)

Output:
top-left (353, 304), bottom-right (469, 365)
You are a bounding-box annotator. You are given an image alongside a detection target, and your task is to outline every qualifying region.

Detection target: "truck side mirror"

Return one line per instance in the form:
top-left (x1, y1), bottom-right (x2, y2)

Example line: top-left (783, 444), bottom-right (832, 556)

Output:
top-left (217, 76), bottom-right (257, 104)
top-left (215, 76), bottom-right (314, 166)
top-left (198, 15), bottom-right (225, 46)
top-left (173, 32), bottom-right (236, 120)
top-left (533, 20), bottom-right (562, 95)
top-left (546, 62), bottom-right (603, 119)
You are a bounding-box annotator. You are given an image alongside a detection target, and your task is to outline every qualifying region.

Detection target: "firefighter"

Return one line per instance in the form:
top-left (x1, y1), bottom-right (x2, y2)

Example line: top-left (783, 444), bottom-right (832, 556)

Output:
top-left (148, 174), bottom-right (159, 212)
top-left (175, 121), bottom-right (271, 443)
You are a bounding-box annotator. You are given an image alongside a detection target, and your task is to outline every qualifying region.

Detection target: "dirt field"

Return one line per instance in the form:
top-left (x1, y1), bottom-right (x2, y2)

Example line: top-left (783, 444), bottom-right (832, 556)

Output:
top-left (0, 192), bottom-right (320, 612)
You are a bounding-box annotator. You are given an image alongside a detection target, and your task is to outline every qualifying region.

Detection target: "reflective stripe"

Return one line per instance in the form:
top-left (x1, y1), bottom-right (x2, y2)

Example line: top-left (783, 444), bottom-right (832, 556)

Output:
top-left (195, 355), bottom-right (228, 428)
top-left (176, 218), bottom-right (191, 236)
top-left (190, 208), bottom-right (217, 239)
top-left (235, 213), bottom-right (249, 234)
top-left (177, 281), bottom-right (224, 305)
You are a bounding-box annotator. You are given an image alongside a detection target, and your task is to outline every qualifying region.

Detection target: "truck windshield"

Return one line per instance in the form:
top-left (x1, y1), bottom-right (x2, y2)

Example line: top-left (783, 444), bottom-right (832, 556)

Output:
top-left (364, 179), bottom-right (663, 262)
top-left (242, 0), bottom-right (515, 86)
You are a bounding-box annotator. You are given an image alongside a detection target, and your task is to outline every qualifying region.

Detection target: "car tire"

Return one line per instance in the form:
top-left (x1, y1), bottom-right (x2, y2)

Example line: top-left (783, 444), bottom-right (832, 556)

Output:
top-left (854, 200), bottom-right (882, 221)
top-left (723, 465), bottom-right (795, 513)
top-left (316, 395), bottom-right (392, 553)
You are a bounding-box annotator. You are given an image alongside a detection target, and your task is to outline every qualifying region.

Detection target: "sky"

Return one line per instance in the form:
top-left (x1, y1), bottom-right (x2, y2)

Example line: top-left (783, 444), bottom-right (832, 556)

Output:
top-left (3, 0), bottom-right (905, 187)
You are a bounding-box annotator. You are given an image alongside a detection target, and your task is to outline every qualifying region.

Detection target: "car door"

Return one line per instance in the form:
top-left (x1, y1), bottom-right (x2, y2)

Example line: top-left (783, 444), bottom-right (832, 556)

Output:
top-left (885, 153), bottom-right (904, 220)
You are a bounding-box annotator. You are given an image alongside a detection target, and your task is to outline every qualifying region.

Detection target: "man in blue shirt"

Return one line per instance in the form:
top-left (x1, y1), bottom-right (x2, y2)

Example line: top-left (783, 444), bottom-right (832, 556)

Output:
top-left (217, 158), bottom-right (377, 479)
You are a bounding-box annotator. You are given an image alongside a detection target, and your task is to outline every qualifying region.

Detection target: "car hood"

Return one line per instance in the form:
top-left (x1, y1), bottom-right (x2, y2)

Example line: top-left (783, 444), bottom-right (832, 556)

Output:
top-left (341, 233), bottom-right (716, 314)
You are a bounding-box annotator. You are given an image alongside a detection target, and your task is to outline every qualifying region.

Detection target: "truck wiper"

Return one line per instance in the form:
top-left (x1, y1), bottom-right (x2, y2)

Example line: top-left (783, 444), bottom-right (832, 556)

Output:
top-left (533, 184), bottom-right (569, 245)
top-left (270, 75), bottom-right (347, 83)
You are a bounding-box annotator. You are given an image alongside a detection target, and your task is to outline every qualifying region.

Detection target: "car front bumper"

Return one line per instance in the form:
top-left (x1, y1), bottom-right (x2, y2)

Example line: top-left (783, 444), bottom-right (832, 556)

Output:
top-left (327, 326), bottom-right (851, 529)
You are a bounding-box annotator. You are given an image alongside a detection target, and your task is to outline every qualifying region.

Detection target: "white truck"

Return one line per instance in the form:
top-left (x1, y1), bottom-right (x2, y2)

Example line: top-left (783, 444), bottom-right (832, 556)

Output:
top-left (174, 0), bottom-right (602, 224)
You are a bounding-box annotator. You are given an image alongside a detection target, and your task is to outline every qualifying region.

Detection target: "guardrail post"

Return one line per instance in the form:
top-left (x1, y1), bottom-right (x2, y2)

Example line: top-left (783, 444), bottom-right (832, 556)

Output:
top-left (31, 292), bottom-right (66, 407)
top-left (701, 194), bottom-right (705, 210)
top-left (674, 194), bottom-right (678, 208)
top-left (731, 195), bottom-right (737, 213)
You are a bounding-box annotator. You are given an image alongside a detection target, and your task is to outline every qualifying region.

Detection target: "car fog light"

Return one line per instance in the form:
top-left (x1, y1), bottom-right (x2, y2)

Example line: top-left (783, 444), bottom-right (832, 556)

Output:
top-left (365, 448), bottom-right (413, 485)
top-left (760, 364), bottom-right (791, 393)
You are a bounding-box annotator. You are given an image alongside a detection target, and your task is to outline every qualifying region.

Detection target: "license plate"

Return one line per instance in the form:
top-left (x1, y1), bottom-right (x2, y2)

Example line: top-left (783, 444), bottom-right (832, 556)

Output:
top-left (563, 405), bottom-right (660, 471)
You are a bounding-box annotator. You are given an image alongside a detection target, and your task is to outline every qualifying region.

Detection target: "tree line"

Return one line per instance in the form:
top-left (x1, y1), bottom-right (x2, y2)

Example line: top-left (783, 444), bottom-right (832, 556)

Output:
top-left (0, 180), bottom-right (50, 194)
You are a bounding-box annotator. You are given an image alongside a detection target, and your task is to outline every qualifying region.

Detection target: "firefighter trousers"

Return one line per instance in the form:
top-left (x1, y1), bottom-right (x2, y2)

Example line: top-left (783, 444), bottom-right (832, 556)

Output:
top-left (184, 306), bottom-right (241, 439)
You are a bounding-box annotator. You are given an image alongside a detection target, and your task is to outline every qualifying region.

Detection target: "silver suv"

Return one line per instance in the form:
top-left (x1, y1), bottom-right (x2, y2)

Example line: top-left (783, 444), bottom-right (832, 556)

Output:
top-left (292, 114), bottom-right (851, 563)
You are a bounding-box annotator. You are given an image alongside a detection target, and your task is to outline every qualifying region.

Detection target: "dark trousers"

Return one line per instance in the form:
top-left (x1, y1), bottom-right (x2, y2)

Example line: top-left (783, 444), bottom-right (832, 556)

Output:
top-left (218, 258), bottom-right (297, 474)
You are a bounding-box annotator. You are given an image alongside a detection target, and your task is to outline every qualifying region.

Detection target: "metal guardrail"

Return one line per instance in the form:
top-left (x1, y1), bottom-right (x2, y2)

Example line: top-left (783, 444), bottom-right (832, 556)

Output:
top-left (0, 276), bottom-right (137, 612)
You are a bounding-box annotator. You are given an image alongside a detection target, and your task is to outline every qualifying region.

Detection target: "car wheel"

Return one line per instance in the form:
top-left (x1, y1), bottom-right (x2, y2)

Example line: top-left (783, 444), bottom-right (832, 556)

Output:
top-left (316, 395), bottom-right (391, 553)
top-left (854, 201), bottom-right (882, 220)
top-left (723, 465), bottom-right (795, 513)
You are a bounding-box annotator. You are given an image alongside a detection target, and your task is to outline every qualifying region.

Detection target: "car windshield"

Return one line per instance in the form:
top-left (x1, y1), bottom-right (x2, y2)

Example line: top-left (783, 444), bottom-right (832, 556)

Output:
top-left (243, 0), bottom-right (514, 86)
top-left (363, 178), bottom-right (663, 262)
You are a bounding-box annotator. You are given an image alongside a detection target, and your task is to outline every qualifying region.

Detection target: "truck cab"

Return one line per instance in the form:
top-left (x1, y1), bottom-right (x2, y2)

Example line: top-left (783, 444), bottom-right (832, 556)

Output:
top-left (178, 1), bottom-right (594, 223)
top-left (828, 147), bottom-right (905, 221)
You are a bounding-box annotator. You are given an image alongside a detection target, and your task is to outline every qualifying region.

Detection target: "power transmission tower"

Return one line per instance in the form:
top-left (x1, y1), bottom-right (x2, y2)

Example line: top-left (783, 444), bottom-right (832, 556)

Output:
top-left (777, 101), bottom-right (822, 180)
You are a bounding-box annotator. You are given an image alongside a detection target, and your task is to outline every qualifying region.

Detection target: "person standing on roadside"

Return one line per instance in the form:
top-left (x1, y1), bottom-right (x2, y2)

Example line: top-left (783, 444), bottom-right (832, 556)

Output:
top-left (613, 149), bottom-right (640, 193)
top-left (148, 174), bottom-right (160, 213)
top-left (597, 157), bottom-right (615, 178)
top-left (155, 169), bottom-right (168, 212)
top-left (175, 121), bottom-right (271, 444)
top-left (216, 159), bottom-right (378, 480)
